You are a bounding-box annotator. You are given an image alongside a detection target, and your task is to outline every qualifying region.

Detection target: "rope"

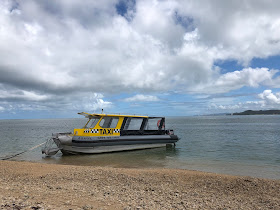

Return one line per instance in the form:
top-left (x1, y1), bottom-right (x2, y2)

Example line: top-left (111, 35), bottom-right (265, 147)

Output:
top-left (0, 141), bottom-right (46, 161)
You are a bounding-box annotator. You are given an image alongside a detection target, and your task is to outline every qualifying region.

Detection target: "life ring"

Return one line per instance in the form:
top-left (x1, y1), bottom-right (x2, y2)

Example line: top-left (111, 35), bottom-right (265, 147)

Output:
top-left (157, 120), bottom-right (165, 129)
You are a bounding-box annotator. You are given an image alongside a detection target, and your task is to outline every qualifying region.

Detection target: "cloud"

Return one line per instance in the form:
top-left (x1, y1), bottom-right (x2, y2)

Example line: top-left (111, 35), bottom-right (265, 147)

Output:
top-left (124, 94), bottom-right (160, 102)
top-left (0, 89), bottom-right (49, 101)
top-left (176, 0), bottom-right (280, 64)
top-left (209, 90), bottom-right (280, 112)
top-left (209, 100), bottom-right (267, 112)
top-left (1, 0), bottom-right (280, 116)
top-left (72, 93), bottom-right (112, 112)
top-left (258, 90), bottom-right (280, 105)
top-left (0, 106), bottom-right (4, 111)
top-left (210, 103), bottom-right (241, 110)
top-left (193, 68), bottom-right (279, 94)
top-left (1, 0), bottom-right (280, 95)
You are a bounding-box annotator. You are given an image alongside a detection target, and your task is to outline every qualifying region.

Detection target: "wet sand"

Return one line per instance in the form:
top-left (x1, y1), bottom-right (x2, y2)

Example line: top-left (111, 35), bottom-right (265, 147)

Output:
top-left (0, 160), bottom-right (279, 209)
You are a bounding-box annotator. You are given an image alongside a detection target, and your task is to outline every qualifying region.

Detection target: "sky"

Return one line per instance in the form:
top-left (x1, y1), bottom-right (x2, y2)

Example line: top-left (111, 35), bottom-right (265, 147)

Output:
top-left (0, 0), bottom-right (280, 119)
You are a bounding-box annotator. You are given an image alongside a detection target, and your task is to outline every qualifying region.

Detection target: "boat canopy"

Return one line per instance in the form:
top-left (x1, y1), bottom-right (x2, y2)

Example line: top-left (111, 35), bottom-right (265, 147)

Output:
top-left (78, 112), bottom-right (164, 119)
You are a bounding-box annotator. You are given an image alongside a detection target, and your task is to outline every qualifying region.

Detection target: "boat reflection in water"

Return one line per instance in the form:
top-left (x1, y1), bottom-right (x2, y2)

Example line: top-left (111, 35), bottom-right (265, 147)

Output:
top-left (42, 146), bottom-right (181, 168)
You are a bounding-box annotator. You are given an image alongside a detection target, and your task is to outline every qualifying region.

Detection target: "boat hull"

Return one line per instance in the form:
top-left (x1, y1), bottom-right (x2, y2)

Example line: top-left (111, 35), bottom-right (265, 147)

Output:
top-left (57, 134), bottom-right (179, 155)
top-left (60, 143), bottom-right (168, 155)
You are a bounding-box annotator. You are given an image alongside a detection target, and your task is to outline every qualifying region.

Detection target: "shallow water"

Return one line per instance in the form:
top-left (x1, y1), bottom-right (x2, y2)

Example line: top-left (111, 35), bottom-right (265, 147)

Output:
top-left (0, 115), bottom-right (279, 179)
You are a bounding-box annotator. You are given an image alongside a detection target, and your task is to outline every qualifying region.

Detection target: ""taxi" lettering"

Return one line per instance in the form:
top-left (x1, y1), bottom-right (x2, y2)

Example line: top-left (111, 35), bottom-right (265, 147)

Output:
top-left (99, 128), bottom-right (114, 135)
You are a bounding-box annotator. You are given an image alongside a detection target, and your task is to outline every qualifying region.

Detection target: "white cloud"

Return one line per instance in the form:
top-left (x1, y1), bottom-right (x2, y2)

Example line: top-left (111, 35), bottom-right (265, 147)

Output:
top-left (210, 103), bottom-right (241, 110)
top-left (124, 94), bottom-right (160, 102)
top-left (0, 89), bottom-right (49, 101)
top-left (1, 0), bottom-right (280, 95)
top-left (258, 90), bottom-right (280, 105)
top-left (209, 90), bottom-right (280, 113)
top-left (1, 0), bottom-right (280, 115)
top-left (73, 93), bottom-right (112, 112)
top-left (176, 0), bottom-right (280, 64)
top-left (132, 0), bottom-right (184, 48)
top-left (193, 68), bottom-right (278, 94)
top-left (0, 102), bottom-right (49, 112)
top-left (0, 106), bottom-right (4, 111)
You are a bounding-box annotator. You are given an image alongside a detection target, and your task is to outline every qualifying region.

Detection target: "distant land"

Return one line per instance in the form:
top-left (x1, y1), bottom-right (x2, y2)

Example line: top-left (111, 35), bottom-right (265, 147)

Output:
top-left (231, 110), bottom-right (280, 115)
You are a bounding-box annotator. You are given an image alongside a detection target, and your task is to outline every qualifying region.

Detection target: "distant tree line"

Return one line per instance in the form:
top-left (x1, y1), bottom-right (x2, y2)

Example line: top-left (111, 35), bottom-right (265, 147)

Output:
top-left (232, 110), bottom-right (280, 115)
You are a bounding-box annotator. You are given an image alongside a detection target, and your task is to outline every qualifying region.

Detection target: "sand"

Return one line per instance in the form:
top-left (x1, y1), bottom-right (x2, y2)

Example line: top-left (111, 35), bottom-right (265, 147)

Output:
top-left (0, 160), bottom-right (279, 209)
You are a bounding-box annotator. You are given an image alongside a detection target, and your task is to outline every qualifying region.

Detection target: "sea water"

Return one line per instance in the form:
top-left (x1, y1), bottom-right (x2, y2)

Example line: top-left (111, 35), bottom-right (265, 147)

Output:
top-left (0, 115), bottom-right (279, 179)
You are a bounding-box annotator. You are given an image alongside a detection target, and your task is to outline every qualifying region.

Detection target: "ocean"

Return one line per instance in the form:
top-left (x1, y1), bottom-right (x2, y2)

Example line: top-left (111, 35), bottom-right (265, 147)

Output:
top-left (0, 115), bottom-right (279, 179)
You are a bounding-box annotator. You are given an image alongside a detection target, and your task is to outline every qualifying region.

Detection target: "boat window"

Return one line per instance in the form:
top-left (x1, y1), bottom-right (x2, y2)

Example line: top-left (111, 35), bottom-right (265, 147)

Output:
top-left (84, 117), bottom-right (101, 128)
top-left (99, 117), bottom-right (119, 128)
top-left (89, 117), bottom-right (101, 128)
top-left (123, 118), bottom-right (143, 130)
top-left (145, 118), bottom-right (163, 130)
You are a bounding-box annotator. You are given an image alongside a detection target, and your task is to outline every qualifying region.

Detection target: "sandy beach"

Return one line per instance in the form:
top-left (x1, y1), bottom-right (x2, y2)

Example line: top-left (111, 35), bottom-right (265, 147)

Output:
top-left (0, 160), bottom-right (279, 209)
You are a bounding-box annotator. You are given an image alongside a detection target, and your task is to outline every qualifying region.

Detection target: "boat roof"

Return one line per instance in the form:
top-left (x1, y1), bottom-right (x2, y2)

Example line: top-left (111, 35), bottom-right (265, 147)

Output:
top-left (78, 112), bottom-right (163, 119)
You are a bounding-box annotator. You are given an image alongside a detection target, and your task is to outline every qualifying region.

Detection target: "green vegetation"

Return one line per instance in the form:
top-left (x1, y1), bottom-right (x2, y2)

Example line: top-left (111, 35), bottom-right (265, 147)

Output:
top-left (232, 110), bottom-right (280, 115)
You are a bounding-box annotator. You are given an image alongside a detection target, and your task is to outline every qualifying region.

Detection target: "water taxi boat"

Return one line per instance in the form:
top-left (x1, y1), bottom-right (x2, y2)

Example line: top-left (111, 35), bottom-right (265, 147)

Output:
top-left (42, 112), bottom-right (179, 155)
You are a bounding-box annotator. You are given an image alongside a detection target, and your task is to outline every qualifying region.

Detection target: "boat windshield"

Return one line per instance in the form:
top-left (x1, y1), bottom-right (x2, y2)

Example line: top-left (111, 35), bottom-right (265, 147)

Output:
top-left (84, 117), bottom-right (101, 128)
top-left (99, 117), bottom-right (119, 128)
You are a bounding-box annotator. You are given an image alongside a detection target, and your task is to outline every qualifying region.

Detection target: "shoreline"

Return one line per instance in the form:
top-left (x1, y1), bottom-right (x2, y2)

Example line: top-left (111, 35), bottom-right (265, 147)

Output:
top-left (1, 160), bottom-right (279, 209)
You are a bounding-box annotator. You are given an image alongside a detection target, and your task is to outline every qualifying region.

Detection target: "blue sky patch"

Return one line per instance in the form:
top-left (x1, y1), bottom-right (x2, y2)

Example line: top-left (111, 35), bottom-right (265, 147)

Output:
top-left (116, 0), bottom-right (136, 20)
top-left (214, 59), bottom-right (243, 73)
top-left (251, 55), bottom-right (280, 70)
top-left (174, 11), bottom-right (194, 32)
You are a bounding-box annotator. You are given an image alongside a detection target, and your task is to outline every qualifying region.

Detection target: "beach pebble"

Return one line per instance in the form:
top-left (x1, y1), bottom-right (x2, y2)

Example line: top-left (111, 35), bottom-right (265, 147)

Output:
top-left (0, 160), bottom-right (280, 209)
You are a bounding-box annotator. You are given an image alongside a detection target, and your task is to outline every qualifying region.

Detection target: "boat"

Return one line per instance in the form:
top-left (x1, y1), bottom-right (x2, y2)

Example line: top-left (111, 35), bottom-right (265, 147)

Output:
top-left (42, 112), bottom-right (179, 155)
